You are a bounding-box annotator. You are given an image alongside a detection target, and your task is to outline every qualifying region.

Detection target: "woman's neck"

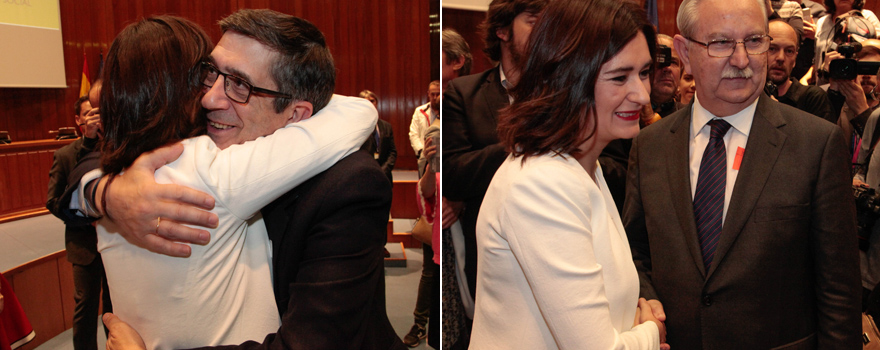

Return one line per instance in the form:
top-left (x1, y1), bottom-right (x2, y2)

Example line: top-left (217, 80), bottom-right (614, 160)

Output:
top-left (576, 138), bottom-right (607, 183)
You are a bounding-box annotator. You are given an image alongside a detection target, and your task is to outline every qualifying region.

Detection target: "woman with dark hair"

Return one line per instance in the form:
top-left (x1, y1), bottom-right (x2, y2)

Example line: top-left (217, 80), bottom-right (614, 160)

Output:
top-left (89, 16), bottom-right (374, 349)
top-left (470, 0), bottom-right (667, 348)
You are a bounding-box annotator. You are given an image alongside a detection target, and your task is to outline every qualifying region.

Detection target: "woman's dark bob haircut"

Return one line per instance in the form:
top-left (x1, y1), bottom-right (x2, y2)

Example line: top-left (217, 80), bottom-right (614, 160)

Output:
top-left (498, 0), bottom-right (655, 161)
top-left (100, 15), bottom-right (212, 174)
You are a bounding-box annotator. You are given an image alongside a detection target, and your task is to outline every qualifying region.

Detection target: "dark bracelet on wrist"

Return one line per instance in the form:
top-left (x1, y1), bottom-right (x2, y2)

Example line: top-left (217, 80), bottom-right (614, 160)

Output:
top-left (86, 179), bottom-right (101, 218)
top-left (102, 174), bottom-right (118, 221)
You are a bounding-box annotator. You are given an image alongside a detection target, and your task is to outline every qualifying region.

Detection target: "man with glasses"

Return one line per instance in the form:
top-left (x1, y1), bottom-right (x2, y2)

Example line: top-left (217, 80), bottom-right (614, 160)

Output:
top-left (767, 19), bottom-right (834, 122)
top-left (65, 9), bottom-right (405, 350)
top-left (624, 0), bottom-right (860, 348)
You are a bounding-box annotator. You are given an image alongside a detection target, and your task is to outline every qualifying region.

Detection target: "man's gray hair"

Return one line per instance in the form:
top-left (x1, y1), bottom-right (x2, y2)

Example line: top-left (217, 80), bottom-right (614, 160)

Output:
top-left (677, 0), bottom-right (768, 38)
top-left (443, 28), bottom-right (473, 76)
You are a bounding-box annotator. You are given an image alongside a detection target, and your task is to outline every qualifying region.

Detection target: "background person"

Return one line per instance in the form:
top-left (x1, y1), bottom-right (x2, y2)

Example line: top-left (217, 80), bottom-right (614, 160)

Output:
top-left (415, 127), bottom-right (440, 349)
top-left (825, 39), bottom-right (880, 162)
top-left (767, 19), bottom-right (834, 122)
top-left (811, 0), bottom-right (880, 85)
top-left (442, 4), bottom-right (547, 345)
top-left (679, 72), bottom-right (696, 105)
top-left (46, 94), bottom-right (110, 350)
top-left (358, 90), bottom-right (397, 184)
top-left (409, 81), bottom-right (440, 175)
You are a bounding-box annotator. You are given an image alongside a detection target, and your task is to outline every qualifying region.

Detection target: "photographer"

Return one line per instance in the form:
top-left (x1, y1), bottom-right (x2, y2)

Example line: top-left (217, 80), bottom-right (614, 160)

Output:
top-left (833, 40), bottom-right (880, 308)
top-left (811, 0), bottom-right (880, 85)
top-left (639, 34), bottom-right (682, 128)
top-left (825, 39), bottom-right (880, 159)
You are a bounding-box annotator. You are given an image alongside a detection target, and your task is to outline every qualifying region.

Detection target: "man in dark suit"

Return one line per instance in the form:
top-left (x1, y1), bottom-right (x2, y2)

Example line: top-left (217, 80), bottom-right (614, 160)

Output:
top-left (442, 3), bottom-right (546, 348)
top-left (358, 90), bottom-right (396, 184)
top-left (46, 95), bottom-right (110, 350)
top-left (624, 0), bottom-right (860, 348)
top-left (241, 150), bottom-right (397, 350)
top-left (70, 9), bottom-right (405, 350)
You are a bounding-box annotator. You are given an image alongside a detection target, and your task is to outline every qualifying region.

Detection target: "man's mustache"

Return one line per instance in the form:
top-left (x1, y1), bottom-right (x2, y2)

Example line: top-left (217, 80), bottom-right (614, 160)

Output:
top-left (721, 66), bottom-right (754, 79)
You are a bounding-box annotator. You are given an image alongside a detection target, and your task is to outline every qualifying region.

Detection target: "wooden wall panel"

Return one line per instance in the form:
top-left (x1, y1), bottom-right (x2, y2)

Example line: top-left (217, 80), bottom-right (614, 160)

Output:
top-left (58, 258), bottom-right (76, 331)
top-left (4, 251), bottom-right (72, 350)
top-left (0, 0), bottom-right (438, 170)
top-left (442, 8), bottom-right (493, 76)
top-left (0, 140), bottom-right (73, 218)
top-left (391, 180), bottom-right (421, 219)
top-left (6, 256), bottom-right (66, 350)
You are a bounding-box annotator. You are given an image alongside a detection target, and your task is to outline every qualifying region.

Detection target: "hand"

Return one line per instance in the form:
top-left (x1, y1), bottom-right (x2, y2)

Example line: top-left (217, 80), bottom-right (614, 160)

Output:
top-left (803, 20), bottom-right (816, 40)
top-left (645, 298), bottom-right (666, 322)
top-left (638, 298), bottom-right (670, 349)
top-left (825, 51), bottom-right (847, 91)
top-left (442, 198), bottom-right (464, 229)
top-left (83, 108), bottom-right (102, 139)
top-left (423, 136), bottom-right (437, 161)
top-left (837, 78), bottom-right (871, 116)
top-left (420, 164), bottom-right (437, 200)
top-left (105, 143), bottom-right (218, 257)
top-left (855, 178), bottom-right (870, 188)
top-left (103, 313), bottom-right (146, 350)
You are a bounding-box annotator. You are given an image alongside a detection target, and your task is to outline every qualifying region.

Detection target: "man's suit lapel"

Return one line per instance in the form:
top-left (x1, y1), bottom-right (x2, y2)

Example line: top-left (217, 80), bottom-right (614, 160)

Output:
top-left (480, 67), bottom-right (510, 125)
top-left (706, 96), bottom-right (787, 278)
top-left (262, 188), bottom-right (303, 265)
top-left (666, 106), bottom-right (710, 278)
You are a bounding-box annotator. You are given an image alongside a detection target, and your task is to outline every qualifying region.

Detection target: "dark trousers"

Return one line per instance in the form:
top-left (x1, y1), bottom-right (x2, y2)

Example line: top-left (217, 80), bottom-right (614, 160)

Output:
top-left (428, 261), bottom-right (440, 349)
top-left (72, 255), bottom-right (112, 350)
top-left (414, 243), bottom-right (438, 327)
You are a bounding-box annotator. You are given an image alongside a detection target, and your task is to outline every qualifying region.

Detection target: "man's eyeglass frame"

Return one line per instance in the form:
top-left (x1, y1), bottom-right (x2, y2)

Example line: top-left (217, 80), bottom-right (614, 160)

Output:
top-left (199, 61), bottom-right (292, 104)
top-left (684, 35), bottom-right (774, 58)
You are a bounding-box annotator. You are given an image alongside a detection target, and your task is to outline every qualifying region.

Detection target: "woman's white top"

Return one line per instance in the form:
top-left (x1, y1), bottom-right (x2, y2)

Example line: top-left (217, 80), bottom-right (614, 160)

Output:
top-left (470, 153), bottom-right (659, 350)
top-left (97, 95), bottom-right (376, 350)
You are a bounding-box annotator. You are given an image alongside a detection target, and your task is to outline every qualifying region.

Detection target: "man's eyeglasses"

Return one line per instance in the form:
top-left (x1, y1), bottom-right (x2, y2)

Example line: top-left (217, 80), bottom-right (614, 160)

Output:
top-left (199, 61), bottom-right (291, 104)
top-left (685, 35), bottom-right (773, 58)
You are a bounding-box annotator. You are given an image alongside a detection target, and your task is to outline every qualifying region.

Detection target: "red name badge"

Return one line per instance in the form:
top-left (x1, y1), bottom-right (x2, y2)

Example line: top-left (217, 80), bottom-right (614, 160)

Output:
top-left (733, 147), bottom-right (745, 170)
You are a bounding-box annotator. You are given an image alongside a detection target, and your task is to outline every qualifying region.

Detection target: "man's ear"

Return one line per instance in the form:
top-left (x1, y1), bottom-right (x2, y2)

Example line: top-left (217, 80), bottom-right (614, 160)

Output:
top-left (673, 34), bottom-right (692, 76)
top-left (452, 56), bottom-right (466, 71)
top-left (496, 26), bottom-right (511, 42)
top-left (285, 100), bottom-right (314, 124)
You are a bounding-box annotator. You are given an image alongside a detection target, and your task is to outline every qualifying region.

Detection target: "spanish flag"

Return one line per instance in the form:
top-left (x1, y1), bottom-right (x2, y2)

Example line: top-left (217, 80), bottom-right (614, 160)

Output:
top-left (79, 53), bottom-right (91, 98)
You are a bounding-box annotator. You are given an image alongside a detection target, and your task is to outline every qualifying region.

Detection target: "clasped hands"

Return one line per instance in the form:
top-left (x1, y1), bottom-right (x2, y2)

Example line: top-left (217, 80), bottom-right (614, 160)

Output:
top-left (635, 298), bottom-right (671, 350)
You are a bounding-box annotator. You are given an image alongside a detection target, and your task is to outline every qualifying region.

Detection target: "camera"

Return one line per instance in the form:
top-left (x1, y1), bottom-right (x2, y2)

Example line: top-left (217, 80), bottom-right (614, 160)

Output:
top-left (828, 12), bottom-right (880, 79)
top-left (854, 185), bottom-right (880, 251)
top-left (764, 82), bottom-right (778, 98)
top-left (829, 58), bottom-right (880, 80)
top-left (656, 45), bottom-right (672, 69)
top-left (827, 42), bottom-right (880, 80)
